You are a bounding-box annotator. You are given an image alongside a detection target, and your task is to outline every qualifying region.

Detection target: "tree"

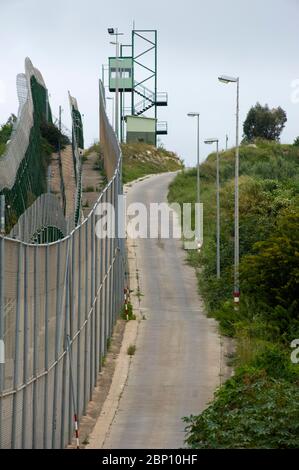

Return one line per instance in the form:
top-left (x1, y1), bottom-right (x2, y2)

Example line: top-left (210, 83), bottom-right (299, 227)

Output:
top-left (0, 114), bottom-right (16, 145)
top-left (293, 136), bottom-right (299, 146)
top-left (243, 103), bottom-right (287, 142)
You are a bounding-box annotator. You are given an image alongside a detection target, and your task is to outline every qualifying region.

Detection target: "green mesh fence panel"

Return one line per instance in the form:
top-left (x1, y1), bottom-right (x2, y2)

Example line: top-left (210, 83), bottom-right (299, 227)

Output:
top-left (1, 76), bottom-right (53, 233)
top-left (72, 108), bottom-right (84, 150)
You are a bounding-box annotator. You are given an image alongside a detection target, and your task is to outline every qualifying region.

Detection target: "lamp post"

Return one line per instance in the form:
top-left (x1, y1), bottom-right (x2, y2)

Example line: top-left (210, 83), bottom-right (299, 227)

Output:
top-left (108, 27), bottom-right (124, 139)
top-left (218, 75), bottom-right (240, 306)
top-left (187, 112), bottom-right (200, 203)
top-left (187, 112), bottom-right (200, 248)
top-left (204, 138), bottom-right (220, 279)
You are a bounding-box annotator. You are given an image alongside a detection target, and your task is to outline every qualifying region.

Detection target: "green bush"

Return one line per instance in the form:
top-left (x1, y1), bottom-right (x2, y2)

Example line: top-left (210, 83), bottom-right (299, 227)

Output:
top-left (251, 343), bottom-right (299, 382)
top-left (40, 120), bottom-right (70, 151)
top-left (121, 142), bottom-right (183, 184)
top-left (0, 115), bottom-right (15, 156)
top-left (1, 78), bottom-right (54, 232)
top-left (169, 139), bottom-right (299, 448)
top-left (120, 302), bottom-right (136, 321)
top-left (184, 369), bottom-right (299, 449)
top-left (240, 209), bottom-right (299, 339)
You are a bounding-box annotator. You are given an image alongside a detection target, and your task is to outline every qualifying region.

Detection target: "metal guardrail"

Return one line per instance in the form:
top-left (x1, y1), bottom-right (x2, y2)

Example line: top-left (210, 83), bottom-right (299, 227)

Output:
top-left (156, 121), bottom-right (168, 134)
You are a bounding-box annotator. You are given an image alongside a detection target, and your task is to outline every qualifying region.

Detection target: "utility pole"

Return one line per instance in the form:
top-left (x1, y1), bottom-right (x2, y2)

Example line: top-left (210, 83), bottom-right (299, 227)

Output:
top-left (115, 31), bottom-right (120, 139)
top-left (108, 28), bottom-right (124, 139)
top-left (187, 112), bottom-right (200, 245)
top-left (216, 140), bottom-right (220, 279)
top-left (58, 105), bottom-right (62, 157)
top-left (204, 138), bottom-right (220, 278)
top-left (218, 75), bottom-right (240, 307)
top-left (235, 78), bottom-right (240, 307)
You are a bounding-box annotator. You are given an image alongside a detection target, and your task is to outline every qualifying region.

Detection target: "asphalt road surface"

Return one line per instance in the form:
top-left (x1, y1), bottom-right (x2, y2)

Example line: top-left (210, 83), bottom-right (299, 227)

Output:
top-left (103, 172), bottom-right (222, 449)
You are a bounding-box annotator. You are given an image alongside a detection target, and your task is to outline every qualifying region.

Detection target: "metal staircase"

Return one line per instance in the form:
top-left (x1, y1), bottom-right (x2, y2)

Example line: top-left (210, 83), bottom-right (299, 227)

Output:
top-left (133, 81), bottom-right (167, 116)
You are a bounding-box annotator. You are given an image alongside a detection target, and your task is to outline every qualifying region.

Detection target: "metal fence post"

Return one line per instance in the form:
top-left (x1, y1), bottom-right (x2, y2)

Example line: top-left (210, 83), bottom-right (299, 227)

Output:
top-left (0, 236), bottom-right (5, 450)
top-left (60, 240), bottom-right (70, 448)
top-left (110, 182), bottom-right (115, 335)
top-left (111, 179), bottom-right (116, 325)
top-left (11, 243), bottom-right (22, 448)
top-left (43, 244), bottom-right (50, 448)
top-left (68, 233), bottom-right (75, 442)
top-left (100, 209), bottom-right (104, 361)
top-left (32, 245), bottom-right (39, 448)
top-left (77, 227), bottom-right (82, 418)
top-left (90, 212), bottom-right (95, 398)
top-left (94, 211), bottom-right (100, 381)
top-left (21, 244), bottom-right (28, 449)
top-left (83, 221), bottom-right (89, 414)
top-left (104, 189), bottom-right (109, 354)
top-left (52, 243), bottom-right (61, 448)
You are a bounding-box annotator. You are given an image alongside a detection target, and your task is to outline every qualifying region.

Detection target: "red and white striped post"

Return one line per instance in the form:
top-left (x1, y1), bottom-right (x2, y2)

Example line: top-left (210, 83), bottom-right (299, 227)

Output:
top-left (74, 413), bottom-right (80, 449)
top-left (67, 334), bottom-right (80, 449)
top-left (234, 291), bottom-right (240, 311)
top-left (124, 287), bottom-right (128, 321)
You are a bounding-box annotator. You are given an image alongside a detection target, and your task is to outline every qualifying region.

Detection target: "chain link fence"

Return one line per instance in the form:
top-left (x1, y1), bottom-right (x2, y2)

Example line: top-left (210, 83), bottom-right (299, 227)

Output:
top-left (0, 70), bottom-right (125, 448)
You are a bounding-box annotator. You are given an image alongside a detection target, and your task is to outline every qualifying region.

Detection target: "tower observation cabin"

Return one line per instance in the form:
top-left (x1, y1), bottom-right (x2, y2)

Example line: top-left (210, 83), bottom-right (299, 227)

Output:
top-left (107, 29), bottom-right (168, 146)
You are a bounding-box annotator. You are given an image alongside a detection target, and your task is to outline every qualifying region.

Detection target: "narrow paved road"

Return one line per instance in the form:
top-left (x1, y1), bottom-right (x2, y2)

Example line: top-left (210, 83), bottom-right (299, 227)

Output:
top-left (104, 172), bottom-right (222, 449)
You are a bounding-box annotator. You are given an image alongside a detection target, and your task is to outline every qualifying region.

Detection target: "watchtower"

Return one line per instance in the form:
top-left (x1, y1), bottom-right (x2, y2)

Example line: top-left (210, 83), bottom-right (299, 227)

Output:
top-left (107, 29), bottom-right (168, 145)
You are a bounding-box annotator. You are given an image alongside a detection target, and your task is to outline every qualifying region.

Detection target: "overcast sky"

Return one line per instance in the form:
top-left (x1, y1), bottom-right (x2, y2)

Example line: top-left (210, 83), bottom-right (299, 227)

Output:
top-left (0, 0), bottom-right (299, 165)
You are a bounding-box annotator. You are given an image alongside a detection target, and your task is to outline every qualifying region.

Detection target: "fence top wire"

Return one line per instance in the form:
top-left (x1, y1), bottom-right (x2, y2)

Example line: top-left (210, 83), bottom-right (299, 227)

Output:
top-left (1, 82), bottom-right (122, 250)
top-left (0, 161), bottom-right (120, 247)
top-left (0, 58), bottom-right (46, 191)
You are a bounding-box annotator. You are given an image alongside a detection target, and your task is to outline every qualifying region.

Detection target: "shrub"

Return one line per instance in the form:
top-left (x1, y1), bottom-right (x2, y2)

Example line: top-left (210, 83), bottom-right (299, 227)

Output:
top-left (127, 344), bottom-right (136, 356)
top-left (184, 369), bottom-right (299, 449)
top-left (40, 120), bottom-right (70, 151)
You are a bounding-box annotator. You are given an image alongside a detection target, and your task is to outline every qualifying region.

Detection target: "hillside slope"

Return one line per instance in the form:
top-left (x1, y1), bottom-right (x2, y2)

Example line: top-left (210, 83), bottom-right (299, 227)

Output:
top-left (121, 142), bottom-right (183, 183)
top-left (168, 139), bottom-right (299, 448)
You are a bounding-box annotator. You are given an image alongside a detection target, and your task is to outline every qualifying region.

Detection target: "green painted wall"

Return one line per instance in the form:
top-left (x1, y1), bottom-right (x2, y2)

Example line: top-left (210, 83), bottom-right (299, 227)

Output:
top-left (126, 131), bottom-right (156, 145)
top-left (109, 57), bottom-right (133, 91)
top-left (126, 115), bottom-right (156, 133)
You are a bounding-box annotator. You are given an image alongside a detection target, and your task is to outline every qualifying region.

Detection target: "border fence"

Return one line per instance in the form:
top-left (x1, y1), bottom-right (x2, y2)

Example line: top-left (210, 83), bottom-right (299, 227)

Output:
top-left (0, 61), bottom-right (125, 448)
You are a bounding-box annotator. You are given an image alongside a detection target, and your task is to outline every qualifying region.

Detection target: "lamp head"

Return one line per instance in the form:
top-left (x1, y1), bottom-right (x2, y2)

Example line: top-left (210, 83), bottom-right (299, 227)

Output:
top-left (187, 112), bottom-right (199, 117)
top-left (218, 75), bottom-right (238, 84)
top-left (204, 138), bottom-right (218, 144)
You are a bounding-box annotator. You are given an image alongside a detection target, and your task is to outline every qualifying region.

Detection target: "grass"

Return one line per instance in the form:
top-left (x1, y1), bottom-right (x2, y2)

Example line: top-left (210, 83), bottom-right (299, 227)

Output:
top-left (84, 186), bottom-right (95, 192)
top-left (84, 141), bottom-right (183, 185)
top-left (0, 142), bottom-right (6, 157)
top-left (127, 344), bottom-right (136, 356)
top-left (84, 142), bottom-right (103, 158)
top-left (121, 142), bottom-right (183, 184)
top-left (184, 368), bottom-right (299, 449)
top-left (120, 302), bottom-right (136, 321)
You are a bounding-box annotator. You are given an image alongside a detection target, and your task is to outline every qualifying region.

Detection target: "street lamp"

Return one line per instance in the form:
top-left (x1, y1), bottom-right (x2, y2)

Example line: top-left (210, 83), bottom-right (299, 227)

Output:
top-left (218, 74), bottom-right (240, 307)
top-left (187, 112), bottom-right (201, 249)
top-left (108, 27), bottom-right (124, 139)
top-left (204, 138), bottom-right (220, 279)
top-left (187, 112), bottom-right (200, 205)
